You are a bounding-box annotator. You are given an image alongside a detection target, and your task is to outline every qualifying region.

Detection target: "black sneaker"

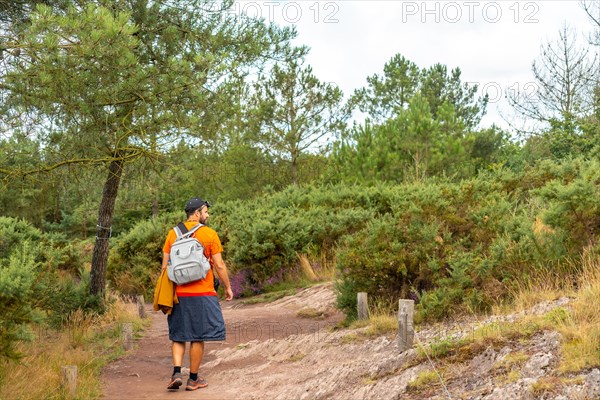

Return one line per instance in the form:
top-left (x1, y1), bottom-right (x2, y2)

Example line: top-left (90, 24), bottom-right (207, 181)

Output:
top-left (167, 372), bottom-right (182, 390)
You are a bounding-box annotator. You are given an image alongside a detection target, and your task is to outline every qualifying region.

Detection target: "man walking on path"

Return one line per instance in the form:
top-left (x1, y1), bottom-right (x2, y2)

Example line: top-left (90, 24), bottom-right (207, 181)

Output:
top-left (161, 197), bottom-right (233, 391)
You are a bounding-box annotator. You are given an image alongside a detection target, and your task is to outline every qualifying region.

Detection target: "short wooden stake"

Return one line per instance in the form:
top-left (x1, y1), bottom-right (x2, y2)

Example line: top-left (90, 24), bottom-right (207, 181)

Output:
top-left (61, 365), bottom-right (77, 398)
top-left (136, 295), bottom-right (146, 318)
top-left (357, 292), bottom-right (369, 320)
top-left (122, 322), bottom-right (133, 351)
top-left (398, 299), bottom-right (415, 351)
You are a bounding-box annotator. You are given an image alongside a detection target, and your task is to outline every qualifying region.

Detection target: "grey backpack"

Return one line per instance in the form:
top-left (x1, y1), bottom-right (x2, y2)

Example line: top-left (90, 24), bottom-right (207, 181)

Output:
top-left (167, 223), bottom-right (211, 285)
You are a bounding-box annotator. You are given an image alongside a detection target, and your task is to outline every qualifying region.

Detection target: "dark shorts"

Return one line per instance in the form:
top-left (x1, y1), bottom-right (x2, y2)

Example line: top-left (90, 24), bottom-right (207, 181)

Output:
top-left (168, 295), bottom-right (226, 342)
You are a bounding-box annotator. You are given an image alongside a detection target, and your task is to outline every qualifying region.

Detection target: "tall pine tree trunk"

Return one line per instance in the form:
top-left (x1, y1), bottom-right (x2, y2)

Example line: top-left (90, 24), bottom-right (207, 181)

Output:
top-left (290, 146), bottom-right (299, 185)
top-left (89, 157), bottom-right (124, 298)
top-left (291, 158), bottom-right (298, 185)
top-left (152, 194), bottom-right (159, 217)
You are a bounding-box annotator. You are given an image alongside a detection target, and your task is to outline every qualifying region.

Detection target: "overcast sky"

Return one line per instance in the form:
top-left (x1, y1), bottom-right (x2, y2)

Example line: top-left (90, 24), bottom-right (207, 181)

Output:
top-left (231, 1), bottom-right (597, 131)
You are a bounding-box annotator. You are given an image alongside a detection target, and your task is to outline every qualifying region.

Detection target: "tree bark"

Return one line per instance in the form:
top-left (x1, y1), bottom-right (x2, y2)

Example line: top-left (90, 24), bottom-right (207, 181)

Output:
top-left (89, 157), bottom-right (124, 298)
top-left (152, 195), bottom-right (159, 217)
top-left (291, 157), bottom-right (298, 185)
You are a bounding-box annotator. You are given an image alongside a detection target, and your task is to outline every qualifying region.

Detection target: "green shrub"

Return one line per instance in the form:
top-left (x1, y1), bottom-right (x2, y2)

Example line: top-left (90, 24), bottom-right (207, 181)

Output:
top-left (334, 171), bottom-right (574, 321)
top-left (0, 242), bottom-right (40, 359)
top-left (0, 217), bottom-right (42, 261)
top-left (107, 211), bottom-right (181, 298)
top-left (40, 267), bottom-right (104, 328)
top-left (335, 276), bottom-right (360, 320)
top-left (536, 159), bottom-right (600, 249)
top-left (0, 217), bottom-right (99, 341)
top-left (0, 216), bottom-right (85, 273)
top-left (111, 184), bottom-right (379, 297)
top-left (224, 201), bottom-right (372, 287)
top-left (105, 158), bottom-right (599, 321)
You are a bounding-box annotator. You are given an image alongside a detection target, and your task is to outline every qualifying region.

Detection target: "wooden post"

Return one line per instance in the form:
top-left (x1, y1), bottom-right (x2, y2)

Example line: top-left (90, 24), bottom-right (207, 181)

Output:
top-left (357, 292), bottom-right (369, 320)
top-left (398, 299), bottom-right (415, 351)
top-left (61, 365), bottom-right (77, 398)
top-left (136, 295), bottom-right (146, 318)
top-left (122, 322), bottom-right (133, 351)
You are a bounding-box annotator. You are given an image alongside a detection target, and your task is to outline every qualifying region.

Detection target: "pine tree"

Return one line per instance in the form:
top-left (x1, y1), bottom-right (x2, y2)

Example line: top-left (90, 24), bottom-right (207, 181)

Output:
top-left (1, 1), bottom-right (297, 298)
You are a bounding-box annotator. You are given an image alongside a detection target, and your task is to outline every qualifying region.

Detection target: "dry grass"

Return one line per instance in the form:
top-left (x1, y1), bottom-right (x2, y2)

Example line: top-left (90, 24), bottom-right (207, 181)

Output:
top-left (296, 307), bottom-right (328, 319)
top-left (364, 315), bottom-right (397, 337)
top-left (287, 352), bottom-right (306, 362)
top-left (497, 369), bottom-right (522, 385)
top-left (555, 253), bottom-right (600, 372)
top-left (0, 296), bottom-right (146, 400)
top-left (349, 298), bottom-right (398, 338)
top-left (492, 351), bottom-right (529, 386)
top-left (530, 376), bottom-right (564, 396)
top-left (298, 254), bottom-right (319, 281)
top-left (509, 251), bottom-right (600, 372)
top-left (411, 315), bottom-right (551, 368)
top-left (338, 316), bottom-right (398, 346)
top-left (298, 253), bottom-right (336, 281)
top-left (341, 333), bottom-right (360, 344)
top-left (494, 351), bottom-right (530, 370)
top-left (500, 267), bottom-right (575, 314)
top-left (407, 368), bottom-right (443, 390)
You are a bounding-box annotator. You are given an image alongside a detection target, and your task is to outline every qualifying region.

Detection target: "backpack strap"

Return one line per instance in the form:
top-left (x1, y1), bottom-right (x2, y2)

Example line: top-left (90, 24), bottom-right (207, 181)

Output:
top-left (173, 222), bottom-right (204, 240)
top-left (177, 222), bottom-right (188, 234)
top-left (186, 223), bottom-right (204, 237)
top-left (173, 222), bottom-right (186, 239)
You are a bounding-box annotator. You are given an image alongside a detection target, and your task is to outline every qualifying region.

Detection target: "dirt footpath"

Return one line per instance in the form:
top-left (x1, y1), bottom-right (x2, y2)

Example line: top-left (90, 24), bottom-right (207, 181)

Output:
top-left (101, 283), bottom-right (342, 400)
top-left (101, 285), bottom-right (600, 399)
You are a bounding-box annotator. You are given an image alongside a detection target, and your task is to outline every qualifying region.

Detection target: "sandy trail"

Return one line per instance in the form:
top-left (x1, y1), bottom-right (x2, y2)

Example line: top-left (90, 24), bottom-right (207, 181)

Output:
top-left (101, 283), bottom-right (342, 400)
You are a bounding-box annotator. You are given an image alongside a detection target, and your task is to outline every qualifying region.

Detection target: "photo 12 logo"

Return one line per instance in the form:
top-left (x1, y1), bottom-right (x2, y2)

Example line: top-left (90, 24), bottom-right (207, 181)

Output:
top-left (400, 1), bottom-right (540, 24)
top-left (468, 81), bottom-right (540, 103)
top-left (203, 1), bottom-right (341, 24)
top-left (228, 320), bottom-right (326, 342)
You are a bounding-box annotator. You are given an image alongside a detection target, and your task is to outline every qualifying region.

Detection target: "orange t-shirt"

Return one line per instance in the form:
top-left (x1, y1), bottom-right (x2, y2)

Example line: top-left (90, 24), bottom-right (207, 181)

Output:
top-left (162, 221), bottom-right (223, 296)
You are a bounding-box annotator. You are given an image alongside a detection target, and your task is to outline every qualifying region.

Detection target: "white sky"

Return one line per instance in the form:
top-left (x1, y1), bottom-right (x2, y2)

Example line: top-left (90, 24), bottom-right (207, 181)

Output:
top-left (230, 1), bottom-right (597, 131)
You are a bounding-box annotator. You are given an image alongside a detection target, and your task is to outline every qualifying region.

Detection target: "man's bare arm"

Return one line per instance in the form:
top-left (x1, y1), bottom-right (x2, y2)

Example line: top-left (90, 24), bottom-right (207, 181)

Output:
top-left (212, 253), bottom-right (233, 301)
top-left (161, 252), bottom-right (169, 270)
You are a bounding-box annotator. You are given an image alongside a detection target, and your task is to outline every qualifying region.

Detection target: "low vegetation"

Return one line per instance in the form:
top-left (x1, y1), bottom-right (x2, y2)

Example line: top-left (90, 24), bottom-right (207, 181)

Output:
top-left (553, 254), bottom-right (600, 372)
top-left (407, 369), bottom-right (444, 391)
top-left (239, 289), bottom-right (298, 305)
top-left (0, 297), bottom-right (146, 400)
top-left (105, 158), bottom-right (600, 325)
top-left (385, 251), bottom-right (600, 377)
top-left (297, 307), bottom-right (328, 320)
